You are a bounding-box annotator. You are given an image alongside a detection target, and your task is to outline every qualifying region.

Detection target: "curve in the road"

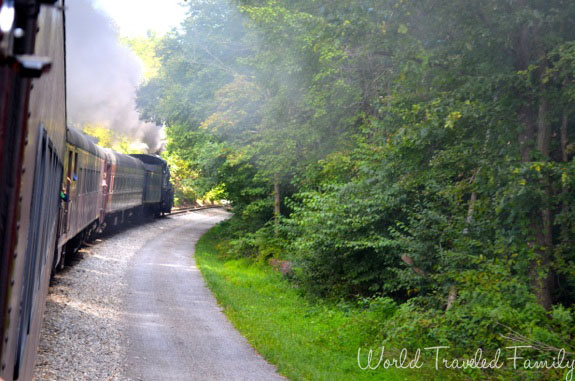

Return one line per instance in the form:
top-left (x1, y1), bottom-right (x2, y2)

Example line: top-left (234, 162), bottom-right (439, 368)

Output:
top-left (124, 210), bottom-right (284, 381)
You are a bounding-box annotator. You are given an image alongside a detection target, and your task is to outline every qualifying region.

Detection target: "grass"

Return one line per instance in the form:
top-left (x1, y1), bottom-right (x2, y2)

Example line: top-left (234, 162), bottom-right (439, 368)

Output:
top-left (194, 223), bottom-right (452, 381)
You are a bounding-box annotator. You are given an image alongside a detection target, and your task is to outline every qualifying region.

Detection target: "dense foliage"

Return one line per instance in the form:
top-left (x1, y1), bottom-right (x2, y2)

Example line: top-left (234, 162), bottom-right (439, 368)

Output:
top-left (137, 0), bottom-right (575, 374)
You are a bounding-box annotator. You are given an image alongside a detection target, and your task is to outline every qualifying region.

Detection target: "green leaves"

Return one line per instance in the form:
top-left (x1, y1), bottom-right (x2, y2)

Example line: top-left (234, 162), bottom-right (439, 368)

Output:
top-left (138, 0), bottom-right (575, 368)
top-left (397, 23), bottom-right (408, 34)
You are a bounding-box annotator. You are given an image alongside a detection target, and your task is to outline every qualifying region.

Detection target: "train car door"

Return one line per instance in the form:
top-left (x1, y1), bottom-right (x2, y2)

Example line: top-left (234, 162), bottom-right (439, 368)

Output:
top-left (59, 149), bottom-right (73, 235)
top-left (101, 162), bottom-right (111, 223)
top-left (60, 148), bottom-right (77, 233)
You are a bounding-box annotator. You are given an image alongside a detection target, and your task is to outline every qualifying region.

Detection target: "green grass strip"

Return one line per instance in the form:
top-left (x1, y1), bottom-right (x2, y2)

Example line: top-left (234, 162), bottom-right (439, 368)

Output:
top-left (194, 224), bottom-right (449, 381)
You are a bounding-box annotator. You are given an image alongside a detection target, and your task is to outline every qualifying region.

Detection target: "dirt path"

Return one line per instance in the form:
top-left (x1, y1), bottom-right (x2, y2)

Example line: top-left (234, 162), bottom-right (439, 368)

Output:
top-left (123, 209), bottom-right (284, 381)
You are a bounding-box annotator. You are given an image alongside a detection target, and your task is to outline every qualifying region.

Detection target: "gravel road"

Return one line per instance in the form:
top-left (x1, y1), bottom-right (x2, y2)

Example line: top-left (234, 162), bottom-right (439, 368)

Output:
top-left (34, 209), bottom-right (284, 380)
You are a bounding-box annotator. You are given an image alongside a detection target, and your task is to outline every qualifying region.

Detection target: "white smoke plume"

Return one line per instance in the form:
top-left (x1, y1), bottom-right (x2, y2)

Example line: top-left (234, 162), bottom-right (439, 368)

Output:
top-left (66, 0), bottom-right (163, 152)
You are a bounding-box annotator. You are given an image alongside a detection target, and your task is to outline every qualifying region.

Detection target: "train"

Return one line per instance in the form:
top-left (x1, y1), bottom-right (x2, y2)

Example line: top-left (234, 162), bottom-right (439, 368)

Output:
top-left (0, 1), bottom-right (173, 379)
top-left (58, 128), bottom-right (174, 268)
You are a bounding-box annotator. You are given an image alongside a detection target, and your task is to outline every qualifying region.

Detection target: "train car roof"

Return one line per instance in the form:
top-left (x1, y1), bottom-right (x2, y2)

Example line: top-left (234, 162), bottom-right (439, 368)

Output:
top-left (130, 154), bottom-right (167, 167)
top-left (67, 128), bottom-right (145, 169)
top-left (109, 150), bottom-right (146, 169)
top-left (67, 127), bottom-right (107, 158)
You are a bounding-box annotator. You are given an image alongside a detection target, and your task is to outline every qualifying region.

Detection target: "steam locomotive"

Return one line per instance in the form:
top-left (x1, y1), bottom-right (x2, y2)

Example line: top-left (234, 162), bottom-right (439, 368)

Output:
top-left (0, 1), bottom-right (173, 379)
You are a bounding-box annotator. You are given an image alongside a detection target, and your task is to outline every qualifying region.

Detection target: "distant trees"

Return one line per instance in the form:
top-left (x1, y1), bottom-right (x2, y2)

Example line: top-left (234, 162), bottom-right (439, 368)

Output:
top-left (82, 124), bottom-right (147, 154)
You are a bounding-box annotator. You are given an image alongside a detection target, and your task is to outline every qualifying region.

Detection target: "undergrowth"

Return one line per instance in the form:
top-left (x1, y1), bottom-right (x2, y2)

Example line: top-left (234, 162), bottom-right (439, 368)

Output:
top-left (195, 222), bottom-right (462, 380)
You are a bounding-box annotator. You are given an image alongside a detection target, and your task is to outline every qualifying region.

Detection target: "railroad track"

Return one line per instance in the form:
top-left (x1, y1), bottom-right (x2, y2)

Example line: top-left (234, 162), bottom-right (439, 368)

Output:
top-left (169, 205), bottom-right (226, 216)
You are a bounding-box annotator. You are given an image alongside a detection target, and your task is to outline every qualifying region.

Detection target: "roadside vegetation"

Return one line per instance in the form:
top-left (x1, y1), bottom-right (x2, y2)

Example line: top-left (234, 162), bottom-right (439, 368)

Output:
top-left (134, 1), bottom-right (575, 379)
top-left (196, 223), bottom-right (452, 380)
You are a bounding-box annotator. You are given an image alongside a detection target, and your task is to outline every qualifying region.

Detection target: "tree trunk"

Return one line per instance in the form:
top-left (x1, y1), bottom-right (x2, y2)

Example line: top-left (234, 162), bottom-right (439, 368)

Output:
top-left (518, 106), bottom-right (536, 162)
top-left (561, 110), bottom-right (569, 162)
top-left (514, 21), bottom-right (555, 308)
top-left (536, 98), bottom-right (552, 158)
top-left (446, 287), bottom-right (458, 311)
top-left (274, 174), bottom-right (280, 235)
top-left (560, 110), bottom-right (570, 246)
top-left (528, 96), bottom-right (554, 310)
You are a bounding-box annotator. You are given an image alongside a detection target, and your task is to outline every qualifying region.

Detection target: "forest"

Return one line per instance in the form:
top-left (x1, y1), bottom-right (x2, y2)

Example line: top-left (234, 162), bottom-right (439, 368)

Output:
top-left (132, 0), bottom-right (575, 378)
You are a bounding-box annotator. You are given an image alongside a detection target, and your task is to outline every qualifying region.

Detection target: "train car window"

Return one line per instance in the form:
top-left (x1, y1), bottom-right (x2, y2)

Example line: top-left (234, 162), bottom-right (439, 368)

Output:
top-left (73, 152), bottom-right (78, 181)
top-left (79, 168), bottom-right (83, 194)
top-left (15, 128), bottom-right (62, 378)
top-left (66, 150), bottom-right (73, 181)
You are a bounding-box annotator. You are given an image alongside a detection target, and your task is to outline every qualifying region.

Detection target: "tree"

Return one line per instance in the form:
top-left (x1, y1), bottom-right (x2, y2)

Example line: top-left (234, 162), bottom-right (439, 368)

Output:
top-left (138, 0), bottom-right (575, 318)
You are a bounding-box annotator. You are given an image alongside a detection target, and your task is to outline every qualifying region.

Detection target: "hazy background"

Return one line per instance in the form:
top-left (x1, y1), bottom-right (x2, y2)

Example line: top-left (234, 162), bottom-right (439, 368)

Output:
top-left (65, 0), bottom-right (184, 152)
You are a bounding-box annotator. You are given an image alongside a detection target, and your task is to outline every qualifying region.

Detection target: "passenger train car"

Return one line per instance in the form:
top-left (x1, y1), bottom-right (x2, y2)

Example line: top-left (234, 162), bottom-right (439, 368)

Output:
top-left (57, 128), bottom-right (173, 269)
top-left (1, 1), bottom-right (67, 379)
top-left (0, 2), bottom-right (174, 380)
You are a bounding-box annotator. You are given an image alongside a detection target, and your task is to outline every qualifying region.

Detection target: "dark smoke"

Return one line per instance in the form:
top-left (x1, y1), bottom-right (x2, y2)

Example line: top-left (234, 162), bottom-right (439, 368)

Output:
top-left (66, 0), bottom-right (163, 152)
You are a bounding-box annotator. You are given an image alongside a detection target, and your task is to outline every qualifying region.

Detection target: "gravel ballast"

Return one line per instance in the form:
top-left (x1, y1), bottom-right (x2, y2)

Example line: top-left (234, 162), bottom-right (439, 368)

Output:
top-left (33, 210), bottom-right (226, 380)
